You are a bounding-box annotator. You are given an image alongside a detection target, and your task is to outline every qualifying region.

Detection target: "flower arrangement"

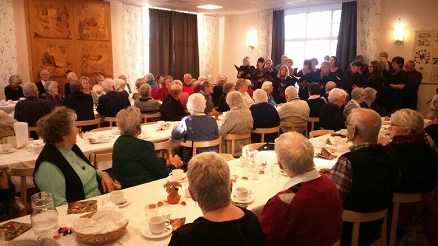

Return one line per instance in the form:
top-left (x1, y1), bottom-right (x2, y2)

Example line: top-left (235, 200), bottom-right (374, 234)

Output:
top-left (164, 181), bottom-right (182, 194)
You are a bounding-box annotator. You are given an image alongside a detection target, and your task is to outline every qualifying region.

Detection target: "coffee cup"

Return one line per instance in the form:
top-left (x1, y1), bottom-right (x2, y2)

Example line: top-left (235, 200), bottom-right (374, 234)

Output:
top-left (110, 190), bottom-right (125, 205)
top-left (3, 136), bottom-right (17, 148)
top-left (97, 135), bottom-right (108, 143)
top-left (89, 138), bottom-right (98, 144)
top-left (235, 187), bottom-right (250, 201)
top-left (148, 216), bottom-right (170, 234)
top-left (0, 144), bottom-right (12, 153)
top-left (171, 169), bottom-right (184, 181)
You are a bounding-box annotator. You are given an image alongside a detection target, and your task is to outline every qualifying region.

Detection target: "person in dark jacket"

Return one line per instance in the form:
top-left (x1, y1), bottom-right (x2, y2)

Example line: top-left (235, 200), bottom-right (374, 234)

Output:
top-left (160, 85), bottom-right (188, 121)
top-left (319, 88), bottom-right (348, 131)
top-left (403, 60), bottom-right (422, 110)
top-left (63, 80), bottom-right (96, 131)
top-left (97, 79), bottom-right (130, 117)
top-left (250, 89), bottom-right (280, 143)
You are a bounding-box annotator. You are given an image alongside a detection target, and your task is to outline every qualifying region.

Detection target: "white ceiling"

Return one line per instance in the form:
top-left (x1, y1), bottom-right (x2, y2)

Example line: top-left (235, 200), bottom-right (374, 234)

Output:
top-left (112, 0), bottom-right (345, 15)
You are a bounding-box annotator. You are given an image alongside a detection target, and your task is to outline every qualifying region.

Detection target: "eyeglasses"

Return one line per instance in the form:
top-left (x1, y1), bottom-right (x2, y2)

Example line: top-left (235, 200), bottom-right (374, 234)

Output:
top-left (345, 121), bottom-right (353, 126)
top-left (427, 108), bottom-right (436, 112)
top-left (390, 122), bottom-right (403, 127)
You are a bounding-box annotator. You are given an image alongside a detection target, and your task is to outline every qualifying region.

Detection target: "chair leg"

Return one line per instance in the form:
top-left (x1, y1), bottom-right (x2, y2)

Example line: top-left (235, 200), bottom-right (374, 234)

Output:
top-left (389, 203), bottom-right (400, 246)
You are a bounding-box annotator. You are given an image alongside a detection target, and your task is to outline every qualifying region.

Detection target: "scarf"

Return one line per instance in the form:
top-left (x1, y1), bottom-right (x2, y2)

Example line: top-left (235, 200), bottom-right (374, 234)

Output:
top-left (390, 133), bottom-right (426, 145)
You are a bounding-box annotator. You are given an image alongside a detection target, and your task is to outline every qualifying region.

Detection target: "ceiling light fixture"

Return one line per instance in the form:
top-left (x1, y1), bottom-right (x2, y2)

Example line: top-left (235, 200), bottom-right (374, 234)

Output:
top-left (197, 4), bottom-right (223, 10)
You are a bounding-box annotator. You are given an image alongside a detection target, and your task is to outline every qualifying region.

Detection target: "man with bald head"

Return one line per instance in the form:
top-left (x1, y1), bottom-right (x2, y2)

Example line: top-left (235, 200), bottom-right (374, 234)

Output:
top-left (36, 69), bottom-right (50, 97)
top-left (321, 108), bottom-right (400, 245)
top-left (182, 73), bottom-right (194, 95)
top-left (277, 86), bottom-right (309, 133)
top-left (64, 71), bottom-right (78, 96)
top-left (403, 60), bottom-right (422, 110)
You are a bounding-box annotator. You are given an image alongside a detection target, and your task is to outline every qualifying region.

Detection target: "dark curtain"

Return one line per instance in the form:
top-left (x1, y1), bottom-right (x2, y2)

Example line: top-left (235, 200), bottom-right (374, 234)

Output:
top-left (336, 1), bottom-right (357, 72)
top-left (271, 10), bottom-right (285, 67)
top-left (173, 12), bottom-right (199, 80)
top-left (149, 9), bottom-right (199, 79)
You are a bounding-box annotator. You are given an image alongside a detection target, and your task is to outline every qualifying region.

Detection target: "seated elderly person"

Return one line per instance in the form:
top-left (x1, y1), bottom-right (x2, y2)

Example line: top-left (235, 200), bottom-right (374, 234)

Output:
top-left (34, 107), bottom-right (114, 206)
top-left (78, 76), bottom-right (98, 106)
top-left (425, 94), bottom-right (438, 149)
top-left (319, 88), bottom-right (348, 131)
top-left (134, 84), bottom-right (161, 113)
top-left (277, 86), bottom-right (310, 133)
top-left (212, 74), bottom-right (227, 106)
top-left (144, 73), bottom-right (160, 100)
top-left (259, 132), bottom-right (343, 245)
top-left (172, 80), bottom-right (189, 109)
top-left (250, 89), bottom-right (280, 143)
top-left (160, 84), bottom-right (188, 121)
top-left (199, 80), bottom-right (220, 117)
top-left (63, 80), bottom-right (95, 131)
top-left (381, 109), bottom-right (438, 243)
top-left (157, 76), bottom-right (173, 101)
top-left (41, 81), bottom-right (63, 107)
top-left (217, 82), bottom-right (235, 113)
top-left (236, 78), bottom-right (254, 107)
top-left (4, 75), bottom-right (24, 100)
top-left (220, 91), bottom-right (253, 156)
top-left (261, 81), bottom-right (276, 107)
top-left (132, 77), bottom-right (146, 100)
top-left (307, 82), bottom-right (326, 130)
top-left (172, 94), bottom-right (219, 162)
top-left (343, 87), bottom-right (365, 118)
top-left (169, 152), bottom-right (265, 245)
top-left (114, 78), bottom-right (129, 97)
top-left (360, 87), bottom-right (389, 117)
top-left (92, 75), bottom-right (105, 97)
top-left (97, 78), bottom-right (130, 117)
top-left (113, 106), bottom-right (182, 189)
top-left (322, 81), bottom-right (337, 101)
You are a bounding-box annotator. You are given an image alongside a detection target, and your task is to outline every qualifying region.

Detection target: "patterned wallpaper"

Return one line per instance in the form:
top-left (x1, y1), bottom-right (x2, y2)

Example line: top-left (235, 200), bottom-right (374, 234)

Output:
top-left (0, 0), bottom-right (17, 99)
top-left (258, 10), bottom-right (273, 60)
top-left (357, 0), bottom-right (382, 63)
top-left (198, 14), bottom-right (217, 78)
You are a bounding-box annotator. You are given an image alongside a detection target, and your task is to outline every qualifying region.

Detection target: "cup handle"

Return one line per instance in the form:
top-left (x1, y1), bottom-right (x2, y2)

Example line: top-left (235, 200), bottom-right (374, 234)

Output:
top-left (164, 219), bottom-right (171, 231)
top-left (2, 138), bottom-right (7, 144)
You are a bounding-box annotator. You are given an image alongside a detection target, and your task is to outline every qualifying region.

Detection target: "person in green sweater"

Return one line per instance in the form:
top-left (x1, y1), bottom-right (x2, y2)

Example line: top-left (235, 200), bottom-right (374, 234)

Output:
top-left (113, 106), bottom-right (183, 189)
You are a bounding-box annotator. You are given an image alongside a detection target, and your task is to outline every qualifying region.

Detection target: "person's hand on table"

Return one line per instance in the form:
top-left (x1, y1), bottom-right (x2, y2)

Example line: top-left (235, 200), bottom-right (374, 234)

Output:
top-left (170, 155), bottom-right (183, 168)
top-left (101, 173), bottom-right (115, 193)
top-left (318, 168), bottom-right (331, 175)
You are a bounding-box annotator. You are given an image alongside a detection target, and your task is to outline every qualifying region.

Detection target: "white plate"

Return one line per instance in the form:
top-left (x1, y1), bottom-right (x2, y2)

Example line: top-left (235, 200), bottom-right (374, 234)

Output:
top-left (0, 148), bottom-right (17, 154)
top-left (111, 128), bottom-right (121, 135)
top-left (231, 195), bottom-right (254, 204)
top-left (140, 227), bottom-right (172, 239)
top-left (168, 173), bottom-right (187, 182)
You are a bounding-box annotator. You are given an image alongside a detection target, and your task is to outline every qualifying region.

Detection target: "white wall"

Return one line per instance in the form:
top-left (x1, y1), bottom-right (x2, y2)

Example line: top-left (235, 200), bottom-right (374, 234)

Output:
top-left (12, 0), bottom-right (30, 83)
top-left (110, 2), bottom-right (124, 78)
top-left (378, 0), bottom-right (438, 114)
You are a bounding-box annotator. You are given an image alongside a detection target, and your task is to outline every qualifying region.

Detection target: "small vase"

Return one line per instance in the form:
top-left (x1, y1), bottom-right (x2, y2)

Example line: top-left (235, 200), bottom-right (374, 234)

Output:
top-left (167, 192), bottom-right (181, 204)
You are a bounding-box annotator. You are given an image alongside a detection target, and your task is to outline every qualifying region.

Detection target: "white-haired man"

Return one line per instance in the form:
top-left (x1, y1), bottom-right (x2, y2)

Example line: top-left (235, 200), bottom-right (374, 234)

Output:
top-left (64, 71), bottom-right (78, 96)
top-left (182, 73), bottom-right (194, 95)
top-left (277, 86), bottom-right (309, 133)
top-left (36, 69), bottom-right (50, 97)
top-left (319, 88), bottom-right (348, 131)
top-left (96, 79), bottom-right (130, 117)
top-left (320, 108), bottom-right (400, 245)
top-left (259, 132), bottom-right (343, 245)
top-left (343, 87), bottom-right (365, 118)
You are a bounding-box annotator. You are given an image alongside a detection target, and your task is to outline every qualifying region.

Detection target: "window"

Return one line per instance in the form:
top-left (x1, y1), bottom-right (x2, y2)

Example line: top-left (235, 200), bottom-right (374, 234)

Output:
top-left (284, 4), bottom-right (341, 70)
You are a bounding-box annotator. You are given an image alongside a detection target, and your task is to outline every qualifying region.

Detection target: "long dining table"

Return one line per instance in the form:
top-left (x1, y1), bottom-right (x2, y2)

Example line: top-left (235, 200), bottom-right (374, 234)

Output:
top-left (0, 132), bottom-right (348, 245)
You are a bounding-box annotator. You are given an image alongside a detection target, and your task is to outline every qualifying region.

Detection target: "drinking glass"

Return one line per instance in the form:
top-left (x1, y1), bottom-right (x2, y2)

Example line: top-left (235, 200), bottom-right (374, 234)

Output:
top-left (145, 204), bottom-right (158, 219)
top-left (30, 192), bottom-right (58, 237)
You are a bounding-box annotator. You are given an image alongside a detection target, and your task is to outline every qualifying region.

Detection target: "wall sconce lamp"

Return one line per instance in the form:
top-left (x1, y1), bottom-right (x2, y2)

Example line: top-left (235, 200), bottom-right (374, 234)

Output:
top-left (247, 30), bottom-right (257, 50)
top-left (394, 18), bottom-right (405, 46)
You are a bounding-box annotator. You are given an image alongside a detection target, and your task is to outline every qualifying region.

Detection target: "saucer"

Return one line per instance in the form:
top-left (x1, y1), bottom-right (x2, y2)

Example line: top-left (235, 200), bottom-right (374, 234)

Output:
top-left (0, 148), bottom-right (17, 154)
top-left (138, 134), bottom-right (149, 140)
top-left (231, 195), bottom-right (254, 204)
top-left (116, 199), bottom-right (131, 208)
top-left (168, 173), bottom-right (187, 182)
top-left (141, 227), bottom-right (172, 239)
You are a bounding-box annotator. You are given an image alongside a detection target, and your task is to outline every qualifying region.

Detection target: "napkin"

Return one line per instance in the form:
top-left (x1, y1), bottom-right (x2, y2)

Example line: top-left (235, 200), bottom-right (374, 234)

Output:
top-left (14, 122), bottom-right (28, 148)
top-left (72, 203), bottom-right (128, 234)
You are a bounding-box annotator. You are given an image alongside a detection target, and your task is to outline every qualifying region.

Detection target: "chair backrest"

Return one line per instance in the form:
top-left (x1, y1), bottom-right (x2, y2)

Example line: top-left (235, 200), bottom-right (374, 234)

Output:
top-left (242, 143), bottom-right (266, 153)
top-left (251, 126), bottom-right (280, 143)
top-left (309, 130), bottom-right (334, 139)
top-left (219, 153), bottom-right (235, 161)
top-left (222, 132), bottom-right (251, 157)
top-left (342, 209), bottom-right (388, 246)
top-left (88, 152), bottom-right (112, 170)
top-left (142, 112), bottom-right (161, 123)
top-left (153, 138), bottom-right (172, 160)
top-left (75, 118), bottom-right (101, 128)
top-left (180, 137), bottom-right (222, 157)
top-left (307, 117), bottom-right (320, 132)
top-left (90, 127), bottom-right (113, 132)
top-left (280, 121), bottom-right (308, 137)
top-left (103, 117), bottom-right (117, 126)
top-left (389, 193), bottom-right (424, 246)
top-left (0, 129), bottom-right (15, 139)
top-left (8, 167), bottom-right (34, 214)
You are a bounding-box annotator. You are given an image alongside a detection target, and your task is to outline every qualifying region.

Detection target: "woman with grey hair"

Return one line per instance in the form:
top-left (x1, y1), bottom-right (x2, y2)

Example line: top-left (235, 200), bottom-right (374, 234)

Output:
top-left (92, 74), bottom-right (105, 96)
top-left (4, 75), bottom-right (24, 100)
top-left (236, 78), bottom-right (254, 107)
top-left (171, 93), bottom-right (219, 162)
top-left (160, 84), bottom-right (188, 121)
top-left (41, 81), bottom-right (63, 107)
top-left (343, 87), bottom-right (365, 118)
top-left (261, 81), bottom-right (276, 107)
top-left (113, 106), bottom-right (183, 189)
top-left (250, 89), bottom-right (280, 143)
top-left (173, 80), bottom-right (189, 109)
top-left (220, 91), bottom-right (253, 156)
top-left (169, 152), bottom-right (265, 246)
top-left (144, 73), bottom-right (159, 99)
top-left (134, 84), bottom-right (161, 113)
top-left (360, 87), bottom-right (389, 117)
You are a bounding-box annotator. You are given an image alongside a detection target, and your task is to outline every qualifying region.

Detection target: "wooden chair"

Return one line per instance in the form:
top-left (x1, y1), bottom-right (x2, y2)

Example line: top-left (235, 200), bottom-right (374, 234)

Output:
top-left (8, 167), bottom-right (34, 214)
top-left (251, 126), bottom-right (280, 143)
top-left (75, 118), bottom-right (101, 129)
top-left (280, 121), bottom-right (308, 137)
top-left (219, 153), bottom-right (235, 161)
top-left (309, 130), bottom-right (335, 139)
top-left (154, 138), bottom-right (172, 160)
top-left (0, 129), bottom-right (15, 139)
top-left (180, 137), bottom-right (222, 157)
top-left (242, 143), bottom-right (266, 153)
top-left (222, 132), bottom-right (251, 157)
top-left (342, 209), bottom-right (388, 246)
top-left (308, 117), bottom-right (320, 132)
top-left (389, 193), bottom-right (423, 246)
top-left (142, 112), bottom-right (161, 123)
top-left (88, 152), bottom-right (112, 170)
top-left (103, 117), bottom-right (117, 126)
top-left (90, 127), bottom-right (114, 132)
